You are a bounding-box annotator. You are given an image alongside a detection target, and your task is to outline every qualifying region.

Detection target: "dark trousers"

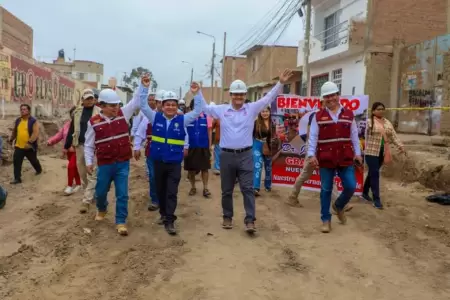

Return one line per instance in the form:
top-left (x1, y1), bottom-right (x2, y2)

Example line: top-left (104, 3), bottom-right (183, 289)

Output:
top-left (363, 148), bottom-right (384, 205)
top-left (154, 160), bottom-right (181, 224)
top-left (13, 147), bottom-right (42, 181)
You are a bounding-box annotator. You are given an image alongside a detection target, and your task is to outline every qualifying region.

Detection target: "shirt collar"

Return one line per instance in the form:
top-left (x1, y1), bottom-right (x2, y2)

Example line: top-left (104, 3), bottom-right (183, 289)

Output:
top-left (226, 103), bottom-right (247, 112)
top-left (325, 105), bottom-right (343, 114)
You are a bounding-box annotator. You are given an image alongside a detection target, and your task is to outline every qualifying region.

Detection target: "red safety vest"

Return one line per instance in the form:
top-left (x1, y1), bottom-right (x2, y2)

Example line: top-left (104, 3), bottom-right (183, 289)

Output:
top-left (316, 108), bottom-right (355, 168)
top-left (144, 122), bottom-right (153, 157)
top-left (90, 109), bottom-right (132, 166)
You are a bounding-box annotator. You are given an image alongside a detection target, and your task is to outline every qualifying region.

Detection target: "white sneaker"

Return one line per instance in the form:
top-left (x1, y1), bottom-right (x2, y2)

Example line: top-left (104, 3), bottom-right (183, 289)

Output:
top-left (64, 186), bottom-right (74, 195)
top-left (72, 185), bottom-right (82, 193)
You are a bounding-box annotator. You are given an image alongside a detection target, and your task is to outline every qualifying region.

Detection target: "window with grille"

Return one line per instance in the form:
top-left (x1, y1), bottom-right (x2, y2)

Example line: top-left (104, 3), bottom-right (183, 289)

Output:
top-left (311, 74), bottom-right (329, 96)
top-left (323, 11), bottom-right (342, 50)
top-left (332, 69), bottom-right (342, 92)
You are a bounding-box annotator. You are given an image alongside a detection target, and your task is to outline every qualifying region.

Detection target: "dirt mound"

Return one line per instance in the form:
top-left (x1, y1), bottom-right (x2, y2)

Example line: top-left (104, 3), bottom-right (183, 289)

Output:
top-left (383, 148), bottom-right (450, 192)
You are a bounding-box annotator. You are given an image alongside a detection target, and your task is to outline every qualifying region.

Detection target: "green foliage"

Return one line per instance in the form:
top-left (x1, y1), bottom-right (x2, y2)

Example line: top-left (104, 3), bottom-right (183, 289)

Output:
top-left (122, 67), bottom-right (158, 90)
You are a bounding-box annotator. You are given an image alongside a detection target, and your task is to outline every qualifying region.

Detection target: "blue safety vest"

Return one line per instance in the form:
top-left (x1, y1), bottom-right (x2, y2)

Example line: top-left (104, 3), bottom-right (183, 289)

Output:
top-left (186, 114), bottom-right (209, 148)
top-left (150, 112), bottom-right (186, 163)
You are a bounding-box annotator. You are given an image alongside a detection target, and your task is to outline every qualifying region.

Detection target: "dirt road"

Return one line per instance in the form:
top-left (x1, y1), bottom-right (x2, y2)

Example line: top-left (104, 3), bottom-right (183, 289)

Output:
top-left (1, 154), bottom-right (450, 300)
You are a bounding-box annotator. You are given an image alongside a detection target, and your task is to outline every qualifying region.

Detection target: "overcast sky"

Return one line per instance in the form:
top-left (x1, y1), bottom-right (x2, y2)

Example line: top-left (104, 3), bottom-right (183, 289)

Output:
top-left (3, 0), bottom-right (303, 94)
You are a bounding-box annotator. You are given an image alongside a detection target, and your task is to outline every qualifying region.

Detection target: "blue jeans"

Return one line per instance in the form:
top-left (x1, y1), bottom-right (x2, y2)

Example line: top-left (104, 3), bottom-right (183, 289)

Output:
top-left (363, 154), bottom-right (383, 206)
top-left (319, 166), bottom-right (356, 222)
top-left (252, 139), bottom-right (272, 190)
top-left (95, 161), bottom-right (130, 224)
top-left (213, 144), bottom-right (221, 171)
top-left (146, 156), bottom-right (159, 205)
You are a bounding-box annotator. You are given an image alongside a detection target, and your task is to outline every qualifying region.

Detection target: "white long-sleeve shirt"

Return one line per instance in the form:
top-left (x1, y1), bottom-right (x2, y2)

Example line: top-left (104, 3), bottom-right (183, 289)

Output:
top-left (133, 115), bottom-right (189, 151)
top-left (130, 111), bottom-right (145, 137)
top-left (84, 90), bottom-right (141, 165)
top-left (201, 82), bottom-right (282, 149)
top-left (307, 106), bottom-right (361, 157)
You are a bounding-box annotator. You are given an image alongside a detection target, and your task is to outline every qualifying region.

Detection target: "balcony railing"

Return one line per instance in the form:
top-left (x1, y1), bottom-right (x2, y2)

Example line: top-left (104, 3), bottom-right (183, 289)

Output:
top-left (313, 12), bottom-right (365, 51)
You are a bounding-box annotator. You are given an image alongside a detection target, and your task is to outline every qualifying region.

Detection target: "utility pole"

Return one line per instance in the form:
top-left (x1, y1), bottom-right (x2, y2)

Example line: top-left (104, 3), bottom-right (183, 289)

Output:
top-left (211, 41), bottom-right (216, 102)
top-left (220, 32), bottom-right (227, 104)
top-left (301, 0), bottom-right (311, 96)
top-left (179, 86), bottom-right (182, 99)
top-left (190, 67), bottom-right (194, 83)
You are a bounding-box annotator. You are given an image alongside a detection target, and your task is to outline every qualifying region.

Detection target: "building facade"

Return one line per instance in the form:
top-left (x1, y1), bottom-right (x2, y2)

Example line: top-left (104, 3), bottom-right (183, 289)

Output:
top-left (43, 49), bottom-right (104, 89)
top-left (242, 45), bottom-right (298, 101)
top-left (0, 6), bottom-right (33, 58)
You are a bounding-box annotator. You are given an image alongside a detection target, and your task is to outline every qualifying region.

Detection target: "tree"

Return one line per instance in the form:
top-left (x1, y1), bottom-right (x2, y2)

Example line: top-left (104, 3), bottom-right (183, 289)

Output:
top-left (122, 67), bottom-right (158, 91)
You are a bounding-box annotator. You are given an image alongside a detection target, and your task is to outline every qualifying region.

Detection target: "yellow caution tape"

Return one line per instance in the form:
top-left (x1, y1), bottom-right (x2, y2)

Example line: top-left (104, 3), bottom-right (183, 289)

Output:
top-left (385, 107), bottom-right (450, 111)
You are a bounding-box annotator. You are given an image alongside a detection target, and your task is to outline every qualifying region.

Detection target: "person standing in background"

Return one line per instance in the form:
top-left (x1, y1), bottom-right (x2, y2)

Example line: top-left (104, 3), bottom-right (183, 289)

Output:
top-left (64, 89), bottom-right (102, 213)
top-left (9, 104), bottom-right (42, 184)
top-left (47, 106), bottom-right (81, 195)
top-left (252, 107), bottom-right (273, 196)
top-left (210, 102), bottom-right (221, 175)
top-left (363, 102), bottom-right (405, 209)
top-left (185, 98), bottom-right (213, 198)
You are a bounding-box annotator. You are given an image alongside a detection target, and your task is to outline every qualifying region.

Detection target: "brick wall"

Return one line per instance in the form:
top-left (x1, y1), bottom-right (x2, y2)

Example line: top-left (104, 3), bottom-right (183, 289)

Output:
top-left (364, 52), bottom-right (392, 114)
top-left (369, 0), bottom-right (447, 46)
top-left (0, 7), bottom-right (33, 58)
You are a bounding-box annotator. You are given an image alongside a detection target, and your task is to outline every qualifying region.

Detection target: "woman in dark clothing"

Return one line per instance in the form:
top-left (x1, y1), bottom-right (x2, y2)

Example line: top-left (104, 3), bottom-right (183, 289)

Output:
top-left (252, 107), bottom-right (273, 196)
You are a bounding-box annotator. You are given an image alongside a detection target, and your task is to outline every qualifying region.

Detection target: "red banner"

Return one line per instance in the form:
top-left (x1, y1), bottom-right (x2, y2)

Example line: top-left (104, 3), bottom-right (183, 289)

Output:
top-left (10, 56), bottom-right (75, 107)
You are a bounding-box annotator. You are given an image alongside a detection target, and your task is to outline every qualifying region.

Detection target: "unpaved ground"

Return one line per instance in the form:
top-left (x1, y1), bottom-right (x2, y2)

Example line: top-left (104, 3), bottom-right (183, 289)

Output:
top-left (1, 152), bottom-right (450, 300)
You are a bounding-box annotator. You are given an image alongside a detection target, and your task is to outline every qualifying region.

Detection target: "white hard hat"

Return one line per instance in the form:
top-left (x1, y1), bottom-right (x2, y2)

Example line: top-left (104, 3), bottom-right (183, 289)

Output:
top-left (229, 80), bottom-right (247, 93)
top-left (162, 91), bottom-right (178, 102)
top-left (148, 90), bottom-right (156, 96)
top-left (178, 99), bottom-right (185, 105)
top-left (320, 81), bottom-right (339, 98)
top-left (210, 101), bottom-right (216, 106)
top-left (155, 90), bottom-right (166, 101)
top-left (99, 89), bottom-right (121, 104)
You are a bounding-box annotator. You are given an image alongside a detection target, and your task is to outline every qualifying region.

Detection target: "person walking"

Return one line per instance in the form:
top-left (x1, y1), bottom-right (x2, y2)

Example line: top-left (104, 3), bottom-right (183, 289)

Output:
top-left (133, 102), bottom-right (160, 212)
top-left (252, 107), bottom-right (273, 196)
top-left (65, 89), bottom-right (102, 213)
top-left (210, 102), bottom-right (221, 175)
top-left (185, 99), bottom-right (213, 198)
top-left (307, 81), bottom-right (362, 233)
top-left (9, 104), bottom-right (42, 184)
top-left (200, 69), bottom-right (293, 233)
top-left (363, 102), bottom-right (405, 209)
top-left (47, 106), bottom-right (81, 195)
top-left (139, 81), bottom-right (203, 235)
top-left (84, 76), bottom-right (144, 236)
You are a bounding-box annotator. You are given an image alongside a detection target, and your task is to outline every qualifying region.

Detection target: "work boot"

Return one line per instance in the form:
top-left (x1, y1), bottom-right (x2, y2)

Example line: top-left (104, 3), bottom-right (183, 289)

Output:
top-left (332, 203), bottom-right (347, 225)
top-left (95, 211), bottom-right (107, 221)
top-left (332, 203), bottom-right (353, 214)
top-left (321, 221), bottom-right (331, 233)
top-left (79, 202), bottom-right (90, 214)
top-left (165, 223), bottom-right (177, 235)
top-left (245, 222), bottom-right (256, 234)
top-left (222, 217), bottom-right (233, 229)
top-left (116, 224), bottom-right (128, 236)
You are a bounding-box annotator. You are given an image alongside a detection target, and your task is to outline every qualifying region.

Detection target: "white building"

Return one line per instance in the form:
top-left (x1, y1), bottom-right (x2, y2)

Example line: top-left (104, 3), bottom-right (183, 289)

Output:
top-left (298, 0), bottom-right (367, 96)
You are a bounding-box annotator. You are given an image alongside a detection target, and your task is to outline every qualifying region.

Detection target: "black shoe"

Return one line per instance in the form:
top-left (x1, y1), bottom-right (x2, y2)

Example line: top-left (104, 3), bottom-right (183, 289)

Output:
top-left (165, 223), bottom-right (177, 235)
top-left (10, 179), bottom-right (21, 185)
top-left (35, 171), bottom-right (42, 175)
top-left (148, 203), bottom-right (159, 211)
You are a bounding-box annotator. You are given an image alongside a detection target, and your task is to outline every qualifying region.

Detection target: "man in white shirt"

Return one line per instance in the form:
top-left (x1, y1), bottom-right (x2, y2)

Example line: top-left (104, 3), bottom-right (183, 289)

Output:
top-left (307, 81), bottom-right (362, 233)
top-left (201, 69), bottom-right (293, 233)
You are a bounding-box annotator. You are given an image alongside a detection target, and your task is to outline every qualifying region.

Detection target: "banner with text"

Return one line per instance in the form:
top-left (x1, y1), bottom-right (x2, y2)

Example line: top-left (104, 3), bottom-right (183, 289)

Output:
top-left (270, 95), bottom-right (368, 194)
